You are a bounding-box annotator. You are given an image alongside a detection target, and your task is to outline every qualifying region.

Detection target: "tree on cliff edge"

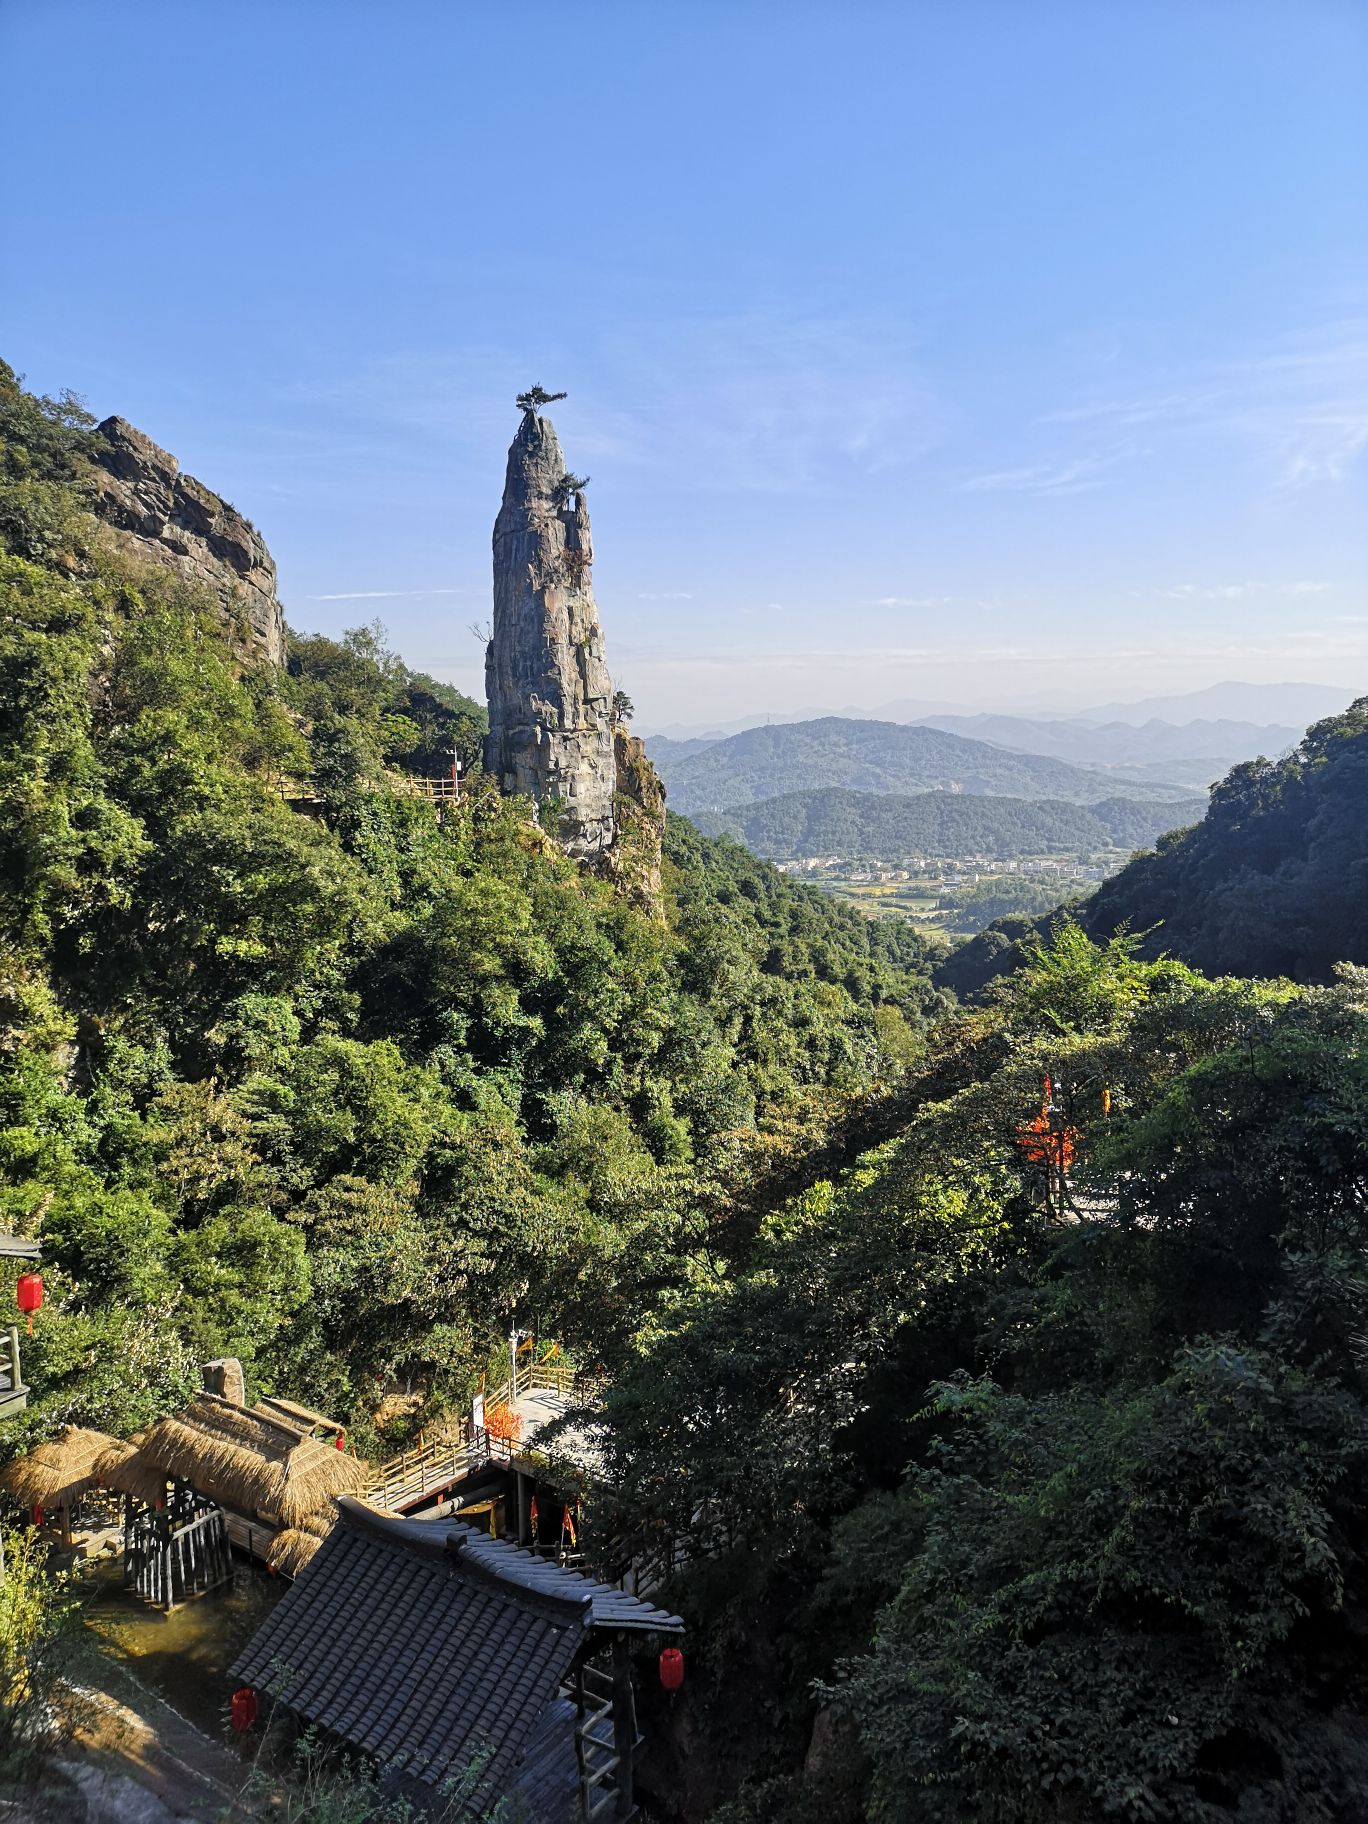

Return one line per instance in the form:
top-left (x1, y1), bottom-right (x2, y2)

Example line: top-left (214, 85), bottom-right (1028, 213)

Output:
top-left (515, 385), bottom-right (567, 415)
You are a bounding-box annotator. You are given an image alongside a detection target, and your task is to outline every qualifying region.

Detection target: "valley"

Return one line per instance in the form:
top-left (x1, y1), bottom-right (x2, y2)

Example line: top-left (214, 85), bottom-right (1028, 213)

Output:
top-left (780, 848), bottom-right (1113, 935)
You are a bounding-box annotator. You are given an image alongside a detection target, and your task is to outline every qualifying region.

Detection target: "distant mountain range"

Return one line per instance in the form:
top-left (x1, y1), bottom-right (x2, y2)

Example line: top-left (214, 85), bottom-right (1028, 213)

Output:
top-left (693, 787), bottom-right (1206, 861)
top-left (640, 681), bottom-right (1356, 745)
top-left (651, 718), bottom-right (1196, 817)
top-left (1066, 681), bottom-right (1354, 728)
top-left (912, 714), bottom-right (1301, 790)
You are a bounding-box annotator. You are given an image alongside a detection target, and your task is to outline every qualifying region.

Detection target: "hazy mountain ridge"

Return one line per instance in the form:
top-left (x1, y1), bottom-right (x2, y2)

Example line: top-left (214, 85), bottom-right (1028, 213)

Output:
top-left (913, 713), bottom-right (1301, 790)
top-left (653, 717), bottom-right (1197, 816)
top-left (692, 786), bottom-right (1206, 861)
top-left (916, 712), bottom-right (1300, 766)
top-left (1070, 681), bottom-right (1353, 727)
top-left (640, 682), bottom-right (1353, 745)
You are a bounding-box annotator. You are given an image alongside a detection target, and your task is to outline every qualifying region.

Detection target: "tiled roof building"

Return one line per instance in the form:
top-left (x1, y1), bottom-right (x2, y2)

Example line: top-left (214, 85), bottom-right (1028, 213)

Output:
top-left (232, 1497), bottom-right (683, 1821)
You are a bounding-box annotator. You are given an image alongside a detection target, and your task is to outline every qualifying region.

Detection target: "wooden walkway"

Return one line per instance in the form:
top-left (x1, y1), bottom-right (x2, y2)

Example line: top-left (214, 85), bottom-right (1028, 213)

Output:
top-left (369, 1360), bottom-right (588, 1515)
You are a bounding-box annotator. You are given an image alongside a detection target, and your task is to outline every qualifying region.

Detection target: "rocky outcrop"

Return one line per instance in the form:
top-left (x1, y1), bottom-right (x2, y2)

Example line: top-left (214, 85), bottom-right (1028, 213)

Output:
top-left (90, 416), bottom-right (286, 666)
top-left (608, 725), bottom-right (668, 906)
top-left (485, 409), bottom-right (617, 859)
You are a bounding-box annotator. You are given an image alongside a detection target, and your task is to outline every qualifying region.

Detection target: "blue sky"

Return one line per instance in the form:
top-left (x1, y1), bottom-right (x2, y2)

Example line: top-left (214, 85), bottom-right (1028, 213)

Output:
top-left (3, 1), bottom-right (1365, 726)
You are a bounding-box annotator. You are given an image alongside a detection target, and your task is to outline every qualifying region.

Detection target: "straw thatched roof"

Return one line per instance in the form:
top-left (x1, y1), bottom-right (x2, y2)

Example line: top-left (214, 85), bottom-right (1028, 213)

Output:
top-left (0, 1426), bottom-right (116, 1510)
top-left (133, 1392), bottom-right (368, 1527)
top-left (94, 1434), bottom-right (168, 1509)
top-left (266, 1508), bottom-right (333, 1579)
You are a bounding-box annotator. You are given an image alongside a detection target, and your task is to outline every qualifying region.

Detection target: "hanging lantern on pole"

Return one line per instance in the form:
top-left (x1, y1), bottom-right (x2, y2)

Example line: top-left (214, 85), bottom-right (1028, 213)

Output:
top-left (659, 1647), bottom-right (685, 1692)
top-left (230, 1687), bottom-right (258, 1733)
top-left (16, 1274), bottom-right (42, 1335)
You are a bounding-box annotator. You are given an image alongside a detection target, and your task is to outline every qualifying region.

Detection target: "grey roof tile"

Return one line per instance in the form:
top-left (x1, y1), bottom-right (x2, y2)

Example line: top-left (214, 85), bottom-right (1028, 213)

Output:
top-left (232, 1499), bottom-right (679, 1817)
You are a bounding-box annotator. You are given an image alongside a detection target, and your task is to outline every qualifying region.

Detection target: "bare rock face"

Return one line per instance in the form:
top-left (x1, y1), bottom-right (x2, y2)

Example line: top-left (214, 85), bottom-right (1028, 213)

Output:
top-left (90, 416), bottom-right (286, 667)
top-left (485, 410), bottom-right (617, 858)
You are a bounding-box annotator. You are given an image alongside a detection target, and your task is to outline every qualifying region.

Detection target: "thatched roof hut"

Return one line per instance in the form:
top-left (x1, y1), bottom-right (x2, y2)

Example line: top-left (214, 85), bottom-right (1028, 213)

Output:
top-left (0, 1426), bottom-right (116, 1512)
top-left (94, 1433), bottom-right (169, 1510)
top-left (132, 1392), bottom-right (368, 1529)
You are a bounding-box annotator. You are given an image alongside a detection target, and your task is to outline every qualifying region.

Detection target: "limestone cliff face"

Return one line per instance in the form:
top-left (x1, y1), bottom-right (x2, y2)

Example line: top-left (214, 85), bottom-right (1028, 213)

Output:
top-left (485, 411), bottom-right (617, 859)
top-left (90, 416), bottom-right (286, 666)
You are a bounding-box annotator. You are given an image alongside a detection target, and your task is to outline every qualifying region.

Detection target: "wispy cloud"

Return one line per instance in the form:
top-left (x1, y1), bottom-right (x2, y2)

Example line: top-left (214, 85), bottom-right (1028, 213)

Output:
top-left (873, 594), bottom-right (955, 608)
top-left (1164, 580), bottom-right (1331, 602)
top-left (1278, 411), bottom-right (1368, 487)
top-left (305, 587), bottom-right (464, 600)
top-left (289, 308), bottom-right (952, 498)
top-left (1042, 321), bottom-right (1368, 490)
top-left (637, 590), bottom-right (694, 601)
top-left (961, 448), bottom-right (1135, 496)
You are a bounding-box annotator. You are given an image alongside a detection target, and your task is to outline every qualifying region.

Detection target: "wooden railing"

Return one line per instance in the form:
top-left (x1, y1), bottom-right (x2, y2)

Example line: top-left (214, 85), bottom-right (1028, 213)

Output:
top-left (391, 774), bottom-right (462, 802)
top-left (369, 1429), bottom-right (511, 1513)
top-left (368, 1359), bottom-right (593, 1514)
top-left (279, 773), bottom-right (463, 806)
top-left (522, 1357), bottom-right (578, 1400)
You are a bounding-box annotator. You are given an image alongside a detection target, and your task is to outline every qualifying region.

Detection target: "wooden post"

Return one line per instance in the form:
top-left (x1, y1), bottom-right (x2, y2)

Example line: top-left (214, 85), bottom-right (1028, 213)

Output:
top-left (517, 1472), bottom-right (530, 1547)
top-left (572, 1663), bottom-right (590, 1820)
top-left (611, 1635), bottom-right (636, 1818)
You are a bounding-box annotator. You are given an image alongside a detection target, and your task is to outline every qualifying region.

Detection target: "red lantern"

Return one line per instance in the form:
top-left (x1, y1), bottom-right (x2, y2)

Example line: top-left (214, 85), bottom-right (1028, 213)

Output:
top-left (230, 1687), bottom-right (258, 1733)
top-left (16, 1273), bottom-right (42, 1335)
top-left (659, 1647), bottom-right (685, 1692)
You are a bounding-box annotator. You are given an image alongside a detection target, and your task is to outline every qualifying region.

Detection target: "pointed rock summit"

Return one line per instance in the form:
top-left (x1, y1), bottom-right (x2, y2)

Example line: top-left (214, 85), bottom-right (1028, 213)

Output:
top-left (485, 400), bottom-right (618, 858)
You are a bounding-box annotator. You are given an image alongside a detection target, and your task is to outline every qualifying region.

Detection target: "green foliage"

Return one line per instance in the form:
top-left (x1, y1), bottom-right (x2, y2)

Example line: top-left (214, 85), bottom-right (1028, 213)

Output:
top-left (0, 1528), bottom-right (81, 1777)
top-left (827, 1347), bottom-right (1368, 1823)
top-left (9, 362), bottom-right (1368, 1821)
top-left (605, 927), bottom-right (1368, 1819)
top-left (941, 701), bottom-right (1368, 994)
top-left (0, 363), bottom-right (939, 1454)
top-left (237, 1721), bottom-right (506, 1822)
top-left (694, 784), bottom-right (1202, 863)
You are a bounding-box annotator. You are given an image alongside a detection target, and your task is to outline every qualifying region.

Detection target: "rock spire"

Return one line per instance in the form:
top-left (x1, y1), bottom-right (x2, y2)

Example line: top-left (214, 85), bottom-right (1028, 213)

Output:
top-left (485, 402), bottom-right (618, 858)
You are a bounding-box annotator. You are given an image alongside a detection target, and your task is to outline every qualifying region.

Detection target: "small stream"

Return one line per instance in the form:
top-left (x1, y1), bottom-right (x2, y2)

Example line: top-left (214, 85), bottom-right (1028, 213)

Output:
top-left (81, 1551), bottom-right (287, 1743)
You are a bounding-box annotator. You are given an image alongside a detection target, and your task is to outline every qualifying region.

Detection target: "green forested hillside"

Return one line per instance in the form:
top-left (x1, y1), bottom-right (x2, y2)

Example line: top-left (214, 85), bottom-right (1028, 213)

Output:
top-left (0, 363), bottom-right (940, 1444)
top-left (653, 717), bottom-right (1196, 814)
top-left (939, 702), bottom-right (1368, 997)
top-left (7, 362), bottom-right (1368, 1824)
top-left (692, 784), bottom-right (1203, 859)
top-left (605, 928), bottom-right (1368, 1822)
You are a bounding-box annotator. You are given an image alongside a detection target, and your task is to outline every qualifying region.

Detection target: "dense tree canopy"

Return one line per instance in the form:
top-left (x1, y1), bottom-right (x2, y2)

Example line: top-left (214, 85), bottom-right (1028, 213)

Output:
top-left (603, 937), bottom-right (1368, 1821)
top-left (5, 361), bottom-right (1368, 1822)
top-left (0, 362), bottom-right (941, 1448)
top-left (693, 786), bottom-right (1203, 862)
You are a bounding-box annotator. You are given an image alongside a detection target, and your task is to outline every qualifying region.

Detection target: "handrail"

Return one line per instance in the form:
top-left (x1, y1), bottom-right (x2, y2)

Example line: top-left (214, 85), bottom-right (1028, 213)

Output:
top-left (368, 1361), bottom-right (597, 1513)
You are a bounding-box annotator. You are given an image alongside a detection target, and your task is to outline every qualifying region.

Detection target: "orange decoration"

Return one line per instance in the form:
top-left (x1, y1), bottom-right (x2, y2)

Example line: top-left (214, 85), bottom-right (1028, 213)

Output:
top-left (485, 1404), bottom-right (523, 1444)
top-left (1015, 1077), bottom-right (1078, 1173)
